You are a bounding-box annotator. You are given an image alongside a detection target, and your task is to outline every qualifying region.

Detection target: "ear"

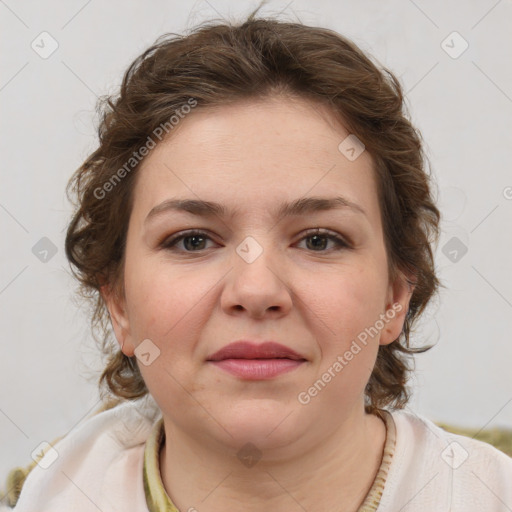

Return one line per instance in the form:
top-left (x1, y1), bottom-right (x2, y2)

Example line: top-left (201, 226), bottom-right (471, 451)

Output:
top-left (100, 284), bottom-right (136, 357)
top-left (379, 268), bottom-right (415, 346)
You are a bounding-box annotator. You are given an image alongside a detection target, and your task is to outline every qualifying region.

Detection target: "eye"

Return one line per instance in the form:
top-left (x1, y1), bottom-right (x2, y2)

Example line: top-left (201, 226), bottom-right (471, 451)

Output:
top-left (296, 228), bottom-right (350, 252)
top-left (160, 228), bottom-right (350, 254)
top-left (160, 230), bottom-right (216, 252)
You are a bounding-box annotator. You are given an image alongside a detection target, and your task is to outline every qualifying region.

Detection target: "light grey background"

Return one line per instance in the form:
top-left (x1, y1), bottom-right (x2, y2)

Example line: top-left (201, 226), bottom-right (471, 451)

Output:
top-left (1, 0), bottom-right (511, 487)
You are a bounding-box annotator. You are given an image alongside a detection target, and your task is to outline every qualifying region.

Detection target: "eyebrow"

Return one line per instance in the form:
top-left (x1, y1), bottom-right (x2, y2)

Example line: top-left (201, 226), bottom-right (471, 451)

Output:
top-left (144, 196), bottom-right (367, 225)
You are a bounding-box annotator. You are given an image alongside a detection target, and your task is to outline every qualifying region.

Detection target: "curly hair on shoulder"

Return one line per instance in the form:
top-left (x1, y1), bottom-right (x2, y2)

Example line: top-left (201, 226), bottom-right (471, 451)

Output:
top-left (65, 5), bottom-right (442, 414)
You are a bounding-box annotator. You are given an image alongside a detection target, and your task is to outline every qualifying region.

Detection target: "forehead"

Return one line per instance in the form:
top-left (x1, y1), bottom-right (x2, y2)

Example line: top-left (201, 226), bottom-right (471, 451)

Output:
top-left (131, 96), bottom-right (380, 226)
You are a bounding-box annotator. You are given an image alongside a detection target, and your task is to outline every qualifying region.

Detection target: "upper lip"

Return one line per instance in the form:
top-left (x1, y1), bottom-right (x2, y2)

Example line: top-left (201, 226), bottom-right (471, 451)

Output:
top-left (207, 341), bottom-right (306, 361)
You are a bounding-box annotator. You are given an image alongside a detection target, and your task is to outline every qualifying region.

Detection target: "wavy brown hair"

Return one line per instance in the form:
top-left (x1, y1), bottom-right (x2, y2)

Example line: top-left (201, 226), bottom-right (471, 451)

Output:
top-left (65, 7), bottom-right (442, 414)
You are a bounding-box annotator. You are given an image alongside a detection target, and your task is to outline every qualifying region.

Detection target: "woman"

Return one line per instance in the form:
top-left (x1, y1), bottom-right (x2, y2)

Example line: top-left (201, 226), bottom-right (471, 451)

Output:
top-left (3, 7), bottom-right (512, 512)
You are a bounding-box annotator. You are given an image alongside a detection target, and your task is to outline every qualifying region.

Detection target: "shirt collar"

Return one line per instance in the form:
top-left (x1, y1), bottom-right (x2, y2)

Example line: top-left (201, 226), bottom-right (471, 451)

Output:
top-left (143, 410), bottom-right (396, 512)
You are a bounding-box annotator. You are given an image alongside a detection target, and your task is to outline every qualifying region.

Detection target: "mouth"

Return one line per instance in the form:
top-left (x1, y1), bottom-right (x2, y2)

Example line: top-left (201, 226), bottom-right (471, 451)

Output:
top-left (206, 341), bottom-right (307, 380)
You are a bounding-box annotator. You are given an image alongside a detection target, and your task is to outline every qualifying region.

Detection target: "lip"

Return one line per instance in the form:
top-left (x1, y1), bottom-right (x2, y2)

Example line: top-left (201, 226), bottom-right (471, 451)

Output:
top-left (207, 341), bottom-right (307, 380)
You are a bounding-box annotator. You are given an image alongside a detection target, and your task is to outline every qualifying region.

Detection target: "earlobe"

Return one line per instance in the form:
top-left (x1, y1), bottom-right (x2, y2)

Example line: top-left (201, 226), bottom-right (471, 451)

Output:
top-left (379, 271), bottom-right (415, 346)
top-left (100, 284), bottom-right (135, 357)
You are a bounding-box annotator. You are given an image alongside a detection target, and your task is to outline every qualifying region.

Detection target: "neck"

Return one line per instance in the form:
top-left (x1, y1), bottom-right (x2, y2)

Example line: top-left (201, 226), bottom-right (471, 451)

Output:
top-left (159, 408), bottom-right (387, 512)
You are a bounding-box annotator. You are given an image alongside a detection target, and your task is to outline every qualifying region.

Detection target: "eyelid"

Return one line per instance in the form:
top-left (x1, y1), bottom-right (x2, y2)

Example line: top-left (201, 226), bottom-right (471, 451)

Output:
top-left (159, 229), bottom-right (218, 249)
top-left (299, 227), bottom-right (352, 248)
top-left (159, 227), bottom-right (352, 253)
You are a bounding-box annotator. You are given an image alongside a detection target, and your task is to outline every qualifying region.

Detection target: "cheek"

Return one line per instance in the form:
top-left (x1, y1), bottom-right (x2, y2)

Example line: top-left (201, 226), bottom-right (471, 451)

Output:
top-left (302, 269), bottom-right (388, 397)
top-left (306, 267), bottom-right (386, 398)
top-left (309, 262), bottom-right (387, 337)
top-left (124, 259), bottom-right (213, 400)
top-left (124, 255), bottom-right (214, 349)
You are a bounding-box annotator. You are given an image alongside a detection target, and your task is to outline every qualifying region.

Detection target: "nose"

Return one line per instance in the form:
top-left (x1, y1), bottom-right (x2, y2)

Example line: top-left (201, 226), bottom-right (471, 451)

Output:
top-left (220, 237), bottom-right (293, 320)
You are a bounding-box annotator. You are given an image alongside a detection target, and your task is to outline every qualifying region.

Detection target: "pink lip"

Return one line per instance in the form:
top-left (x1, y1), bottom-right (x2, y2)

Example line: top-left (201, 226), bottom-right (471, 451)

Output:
top-left (207, 341), bottom-right (307, 380)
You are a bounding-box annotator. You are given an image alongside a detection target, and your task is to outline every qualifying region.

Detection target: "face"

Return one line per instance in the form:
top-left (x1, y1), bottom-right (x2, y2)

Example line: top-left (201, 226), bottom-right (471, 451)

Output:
top-left (104, 95), bottom-right (412, 455)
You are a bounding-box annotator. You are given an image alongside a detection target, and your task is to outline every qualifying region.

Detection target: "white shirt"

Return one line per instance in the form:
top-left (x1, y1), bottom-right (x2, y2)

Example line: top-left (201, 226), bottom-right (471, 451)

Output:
top-left (3, 395), bottom-right (512, 511)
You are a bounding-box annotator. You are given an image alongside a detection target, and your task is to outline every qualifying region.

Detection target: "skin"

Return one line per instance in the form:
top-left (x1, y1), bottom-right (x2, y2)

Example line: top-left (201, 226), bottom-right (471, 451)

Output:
top-left (103, 94), bottom-right (414, 512)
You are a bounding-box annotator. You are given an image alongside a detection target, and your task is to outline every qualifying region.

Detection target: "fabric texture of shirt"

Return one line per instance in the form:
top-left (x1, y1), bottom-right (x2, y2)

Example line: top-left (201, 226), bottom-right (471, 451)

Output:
top-left (2, 394), bottom-right (512, 511)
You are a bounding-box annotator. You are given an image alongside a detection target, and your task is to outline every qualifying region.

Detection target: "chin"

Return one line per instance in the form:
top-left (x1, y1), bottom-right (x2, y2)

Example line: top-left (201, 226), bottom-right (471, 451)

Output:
top-left (213, 400), bottom-right (299, 449)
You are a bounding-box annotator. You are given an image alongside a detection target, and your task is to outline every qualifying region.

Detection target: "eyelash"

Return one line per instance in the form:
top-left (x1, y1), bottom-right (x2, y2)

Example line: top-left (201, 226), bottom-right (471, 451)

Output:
top-left (160, 228), bottom-right (351, 254)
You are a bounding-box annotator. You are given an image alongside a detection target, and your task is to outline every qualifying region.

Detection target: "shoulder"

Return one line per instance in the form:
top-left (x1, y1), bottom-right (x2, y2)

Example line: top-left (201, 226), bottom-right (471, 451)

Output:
top-left (378, 408), bottom-right (512, 511)
top-left (1, 400), bottom-right (120, 508)
top-left (1, 395), bottom-right (161, 510)
top-left (392, 408), bottom-right (512, 471)
top-left (1, 433), bottom-right (66, 508)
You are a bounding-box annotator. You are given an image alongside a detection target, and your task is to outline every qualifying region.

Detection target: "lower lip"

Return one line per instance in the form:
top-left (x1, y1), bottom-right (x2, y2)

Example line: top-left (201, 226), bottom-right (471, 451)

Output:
top-left (209, 359), bottom-right (305, 379)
